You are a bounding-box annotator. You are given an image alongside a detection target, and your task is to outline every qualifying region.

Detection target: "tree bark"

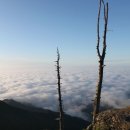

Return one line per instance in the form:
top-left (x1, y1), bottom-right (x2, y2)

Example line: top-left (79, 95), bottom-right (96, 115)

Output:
top-left (56, 48), bottom-right (64, 130)
top-left (93, 0), bottom-right (108, 124)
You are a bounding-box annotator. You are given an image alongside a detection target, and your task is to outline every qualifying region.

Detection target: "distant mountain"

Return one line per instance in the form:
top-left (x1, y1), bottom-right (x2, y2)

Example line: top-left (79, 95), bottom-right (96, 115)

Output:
top-left (3, 99), bottom-right (53, 113)
top-left (0, 99), bottom-right (90, 130)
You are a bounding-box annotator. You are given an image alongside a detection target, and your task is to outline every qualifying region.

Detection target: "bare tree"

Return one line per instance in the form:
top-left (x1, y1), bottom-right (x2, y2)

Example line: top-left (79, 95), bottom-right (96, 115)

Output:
top-left (93, 0), bottom-right (109, 124)
top-left (56, 48), bottom-right (64, 130)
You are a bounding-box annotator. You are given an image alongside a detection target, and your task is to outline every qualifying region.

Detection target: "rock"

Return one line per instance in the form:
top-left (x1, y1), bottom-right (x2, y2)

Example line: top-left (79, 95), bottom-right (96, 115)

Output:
top-left (92, 106), bottom-right (130, 130)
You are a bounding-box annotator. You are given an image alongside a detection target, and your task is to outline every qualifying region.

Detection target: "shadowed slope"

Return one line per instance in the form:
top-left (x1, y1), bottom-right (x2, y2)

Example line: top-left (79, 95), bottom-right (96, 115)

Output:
top-left (0, 99), bottom-right (89, 130)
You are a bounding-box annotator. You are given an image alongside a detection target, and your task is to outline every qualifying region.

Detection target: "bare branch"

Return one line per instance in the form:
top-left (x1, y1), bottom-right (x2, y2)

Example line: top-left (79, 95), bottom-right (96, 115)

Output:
top-left (56, 48), bottom-right (64, 130)
top-left (97, 0), bottom-right (102, 58)
top-left (102, 2), bottom-right (108, 59)
top-left (92, 0), bottom-right (109, 125)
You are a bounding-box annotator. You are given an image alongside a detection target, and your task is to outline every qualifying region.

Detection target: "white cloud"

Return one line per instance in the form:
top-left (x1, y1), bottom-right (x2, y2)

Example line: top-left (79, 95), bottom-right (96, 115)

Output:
top-left (0, 65), bottom-right (130, 120)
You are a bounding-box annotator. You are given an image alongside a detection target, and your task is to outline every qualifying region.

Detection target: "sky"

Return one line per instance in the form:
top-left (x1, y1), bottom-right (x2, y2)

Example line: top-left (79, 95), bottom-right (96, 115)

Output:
top-left (0, 0), bottom-right (130, 68)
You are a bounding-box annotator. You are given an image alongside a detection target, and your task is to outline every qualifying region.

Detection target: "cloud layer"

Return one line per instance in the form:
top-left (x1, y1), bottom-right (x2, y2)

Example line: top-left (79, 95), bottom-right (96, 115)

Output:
top-left (0, 65), bottom-right (130, 120)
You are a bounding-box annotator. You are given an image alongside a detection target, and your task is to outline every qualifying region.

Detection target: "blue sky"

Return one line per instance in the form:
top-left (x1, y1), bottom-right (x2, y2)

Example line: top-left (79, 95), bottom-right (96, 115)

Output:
top-left (0, 0), bottom-right (130, 68)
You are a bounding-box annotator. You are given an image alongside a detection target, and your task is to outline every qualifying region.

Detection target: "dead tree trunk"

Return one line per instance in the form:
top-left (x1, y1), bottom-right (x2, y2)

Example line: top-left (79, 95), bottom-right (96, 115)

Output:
top-left (56, 48), bottom-right (64, 130)
top-left (93, 0), bottom-right (108, 124)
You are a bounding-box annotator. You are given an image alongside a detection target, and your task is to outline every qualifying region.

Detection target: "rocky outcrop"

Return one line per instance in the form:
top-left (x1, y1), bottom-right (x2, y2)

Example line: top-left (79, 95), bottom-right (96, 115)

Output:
top-left (87, 107), bottom-right (130, 130)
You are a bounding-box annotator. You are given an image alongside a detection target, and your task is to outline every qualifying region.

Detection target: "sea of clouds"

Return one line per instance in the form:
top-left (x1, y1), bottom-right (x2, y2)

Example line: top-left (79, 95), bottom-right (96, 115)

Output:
top-left (0, 64), bottom-right (130, 120)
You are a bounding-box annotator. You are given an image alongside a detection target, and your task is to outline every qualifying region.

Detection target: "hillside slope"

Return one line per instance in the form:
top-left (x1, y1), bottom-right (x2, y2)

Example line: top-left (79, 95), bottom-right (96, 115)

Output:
top-left (0, 99), bottom-right (90, 130)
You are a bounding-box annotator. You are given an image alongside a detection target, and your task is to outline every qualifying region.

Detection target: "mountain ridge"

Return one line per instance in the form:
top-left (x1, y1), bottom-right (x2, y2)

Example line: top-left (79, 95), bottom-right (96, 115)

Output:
top-left (0, 99), bottom-right (90, 130)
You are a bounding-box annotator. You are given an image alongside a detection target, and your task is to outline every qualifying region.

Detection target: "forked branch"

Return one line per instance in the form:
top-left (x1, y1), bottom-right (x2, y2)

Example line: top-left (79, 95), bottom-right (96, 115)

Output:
top-left (93, 0), bottom-right (109, 125)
